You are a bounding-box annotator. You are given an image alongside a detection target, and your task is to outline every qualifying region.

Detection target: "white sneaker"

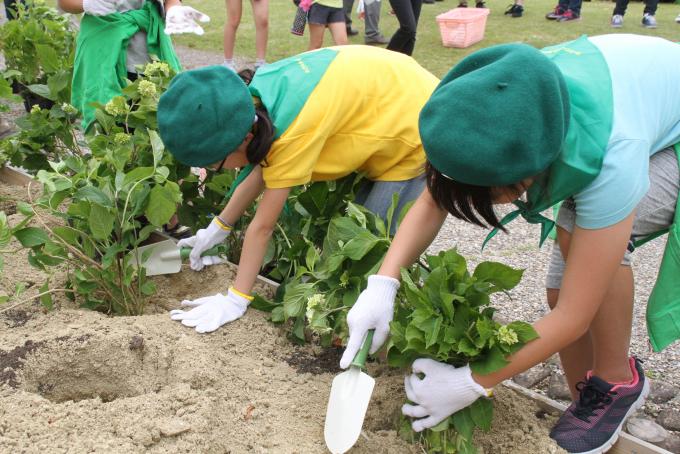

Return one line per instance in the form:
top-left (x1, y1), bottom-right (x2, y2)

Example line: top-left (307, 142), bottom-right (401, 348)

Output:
top-left (611, 14), bottom-right (624, 27)
top-left (675, 13), bottom-right (680, 23)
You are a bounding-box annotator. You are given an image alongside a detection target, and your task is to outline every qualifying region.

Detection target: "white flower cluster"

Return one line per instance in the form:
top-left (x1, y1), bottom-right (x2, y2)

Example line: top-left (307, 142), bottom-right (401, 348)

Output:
top-left (105, 97), bottom-right (127, 116)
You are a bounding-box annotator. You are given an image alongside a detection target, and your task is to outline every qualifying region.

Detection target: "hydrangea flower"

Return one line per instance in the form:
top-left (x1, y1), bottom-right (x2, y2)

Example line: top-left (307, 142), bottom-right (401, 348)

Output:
top-left (144, 61), bottom-right (171, 77)
top-left (114, 133), bottom-right (131, 145)
top-left (497, 325), bottom-right (519, 345)
top-left (104, 97), bottom-right (127, 116)
top-left (61, 103), bottom-right (78, 116)
top-left (138, 80), bottom-right (157, 98)
top-left (30, 104), bottom-right (41, 114)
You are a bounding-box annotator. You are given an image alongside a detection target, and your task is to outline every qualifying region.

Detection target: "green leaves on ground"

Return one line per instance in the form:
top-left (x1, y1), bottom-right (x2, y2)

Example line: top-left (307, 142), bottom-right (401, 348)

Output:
top-left (389, 250), bottom-right (537, 453)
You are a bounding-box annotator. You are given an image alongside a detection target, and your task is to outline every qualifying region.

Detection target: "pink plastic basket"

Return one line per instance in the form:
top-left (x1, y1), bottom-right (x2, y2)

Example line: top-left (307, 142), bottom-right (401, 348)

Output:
top-left (436, 8), bottom-right (490, 48)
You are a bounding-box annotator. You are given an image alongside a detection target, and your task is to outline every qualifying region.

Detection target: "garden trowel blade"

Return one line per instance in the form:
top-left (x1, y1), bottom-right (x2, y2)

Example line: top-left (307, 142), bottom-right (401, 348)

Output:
top-left (324, 366), bottom-right (375, 453)
top-left (133, 239), bottom-right (183, 276)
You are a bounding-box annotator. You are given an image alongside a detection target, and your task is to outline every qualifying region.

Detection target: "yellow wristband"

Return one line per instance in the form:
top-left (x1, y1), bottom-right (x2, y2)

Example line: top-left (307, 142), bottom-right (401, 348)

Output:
top-left (214, 216), bottom-right (233, 232)
top-left (485, 388), bottom-right (494, 397)
top-left (229, 286), bottom-right (254, 301)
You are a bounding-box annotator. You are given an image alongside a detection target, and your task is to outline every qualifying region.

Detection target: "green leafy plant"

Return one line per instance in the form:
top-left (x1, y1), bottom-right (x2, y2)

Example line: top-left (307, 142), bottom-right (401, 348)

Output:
top-left (253, 197), bottom-right (401, 344)
top-left (0, 0), bottom-right (77, 110)
top-left (0, 65), bottom-right (192, 314)
top-left (388, 249), bottom-right (539, 453)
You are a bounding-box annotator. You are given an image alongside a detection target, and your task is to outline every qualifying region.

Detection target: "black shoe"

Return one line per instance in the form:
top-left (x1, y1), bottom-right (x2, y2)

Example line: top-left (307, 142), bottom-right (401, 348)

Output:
top-left (458, 1), bottom-right (468, 6)
top-left (423, 0), bottom-right (435, 3)
top-left (346, 26), bottom-right (359, 36)
top-left (475, 1), bottom-right (486, 7)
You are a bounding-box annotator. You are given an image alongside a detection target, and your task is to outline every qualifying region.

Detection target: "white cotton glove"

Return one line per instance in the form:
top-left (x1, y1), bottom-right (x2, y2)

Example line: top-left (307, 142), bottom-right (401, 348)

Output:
top-left (169, 288), bottom-right (251, 333)
top-left (82, 0), bottom-right (118, 16)
top-left (402, 358), bottom-right (488, 432)
top-left (177, 218), bottom-right (231, 271)
top-left (164, 5), bottom-right (210, 36)
top-left (339, 274), bottom-right (400, 369)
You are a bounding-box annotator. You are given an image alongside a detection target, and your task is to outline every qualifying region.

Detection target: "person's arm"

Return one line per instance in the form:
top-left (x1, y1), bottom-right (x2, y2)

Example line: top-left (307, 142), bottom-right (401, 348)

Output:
top-left (219, 165), bottom-right (266, 227)
top-left (58, 0), bottom-right (84, 14)
top-left (472, 211), bottom-right (635, 388)
top-left (232, 186), bottom-right (291, 294)
top-left (377, 188), bottom-right (449, 278)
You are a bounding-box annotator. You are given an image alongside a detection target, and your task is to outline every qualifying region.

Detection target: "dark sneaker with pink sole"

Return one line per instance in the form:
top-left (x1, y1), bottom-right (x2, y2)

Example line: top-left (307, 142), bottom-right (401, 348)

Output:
top-left (549, 357), bottom-right (649, 454)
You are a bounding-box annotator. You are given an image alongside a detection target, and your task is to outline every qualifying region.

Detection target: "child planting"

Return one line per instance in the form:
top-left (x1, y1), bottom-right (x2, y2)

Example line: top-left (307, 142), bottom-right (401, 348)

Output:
top-left (156, 45), bottom-right (438, 334)
top-left (341, 34), bottom-right (680, 454)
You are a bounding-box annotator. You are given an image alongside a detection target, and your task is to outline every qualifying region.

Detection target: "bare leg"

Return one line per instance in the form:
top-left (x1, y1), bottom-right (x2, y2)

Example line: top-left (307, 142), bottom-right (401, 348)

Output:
top-left (549, 226), bottom-right (635, 400)
top-left (308, 23), bottom-right (326, 50)
top-left (224, 0), bottom-right (243, 60)
top-left (251, 0), bottom-right (269, 61)
top-left (547, 287), bottom-right (593, 401)
top-left (327, 21), bottom-right (348, 45)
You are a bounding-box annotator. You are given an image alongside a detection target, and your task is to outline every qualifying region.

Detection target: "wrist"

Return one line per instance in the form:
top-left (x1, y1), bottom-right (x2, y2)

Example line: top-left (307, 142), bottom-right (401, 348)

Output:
top-left (367, 274), bottom-right (400, 299)
top-left (467, 367), bottom-right (493, 397)
top-left (228, 287), bottom-right (253, 302)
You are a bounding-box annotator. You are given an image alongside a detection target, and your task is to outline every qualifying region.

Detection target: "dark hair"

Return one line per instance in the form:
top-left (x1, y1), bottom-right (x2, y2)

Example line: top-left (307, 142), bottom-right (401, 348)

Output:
top-left (237, 69), bottom-right (275, 166)
top-left (426, 162), bottom-right (517, 231)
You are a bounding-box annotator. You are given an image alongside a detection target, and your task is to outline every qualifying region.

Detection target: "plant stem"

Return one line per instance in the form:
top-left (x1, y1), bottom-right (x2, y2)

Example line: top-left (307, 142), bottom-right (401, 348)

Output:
top-left (0, 288), bottom-right (71, 313)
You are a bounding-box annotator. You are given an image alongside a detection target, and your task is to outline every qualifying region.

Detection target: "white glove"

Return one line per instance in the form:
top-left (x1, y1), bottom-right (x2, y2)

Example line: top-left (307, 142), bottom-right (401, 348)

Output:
top-left (83, 0), bottom-right (118, 16)
top-left (339, 274), bottom-right (399, 369)
top-left (164, 5), bottom-right (210, 36)
top-left (169, 288), bottom-right (251, 333)
top-left (177, 217), bottom-right (231, 271)
top-left (402, 359), bottom-right (488, 432)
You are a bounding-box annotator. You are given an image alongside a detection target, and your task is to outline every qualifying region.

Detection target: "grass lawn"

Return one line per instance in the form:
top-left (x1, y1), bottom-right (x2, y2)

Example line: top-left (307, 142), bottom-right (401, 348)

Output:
top-left (172, 0), bottom-right (680, 77)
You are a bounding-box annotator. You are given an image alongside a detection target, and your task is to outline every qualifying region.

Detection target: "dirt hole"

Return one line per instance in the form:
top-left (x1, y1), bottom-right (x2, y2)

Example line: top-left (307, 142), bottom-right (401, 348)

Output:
top-left (19, 334), bottom-right (173, 403)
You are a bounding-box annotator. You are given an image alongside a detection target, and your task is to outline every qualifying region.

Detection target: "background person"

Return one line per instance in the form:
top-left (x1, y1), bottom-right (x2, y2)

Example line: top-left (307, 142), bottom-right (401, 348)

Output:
top-left (610, 0), bottom-right (658, 28)
top-left (222, 0), bottom-right (269, 71)
top-left (156, 45), bottom-right (438, 334)
top-left (340, 35), bottom-right (680, 454)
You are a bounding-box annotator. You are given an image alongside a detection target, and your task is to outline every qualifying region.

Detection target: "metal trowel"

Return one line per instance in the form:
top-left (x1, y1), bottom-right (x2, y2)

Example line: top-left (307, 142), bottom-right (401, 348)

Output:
top-left (131, 239), bottom-right (221, 276)
top-left (324, 330), bottom-right (376, 454)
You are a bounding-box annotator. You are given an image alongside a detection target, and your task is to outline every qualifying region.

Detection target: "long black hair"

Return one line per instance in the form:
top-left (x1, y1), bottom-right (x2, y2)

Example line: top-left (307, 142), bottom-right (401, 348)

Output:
top-left (426, 162), bottom-right (527, 231)
top-left (238, 68), bottom-right (275, 166)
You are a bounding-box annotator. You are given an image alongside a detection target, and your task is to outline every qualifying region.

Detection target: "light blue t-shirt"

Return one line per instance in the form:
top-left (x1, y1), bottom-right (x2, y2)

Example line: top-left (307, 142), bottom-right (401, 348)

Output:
top-left (572, 35), bottom-right (680, 229)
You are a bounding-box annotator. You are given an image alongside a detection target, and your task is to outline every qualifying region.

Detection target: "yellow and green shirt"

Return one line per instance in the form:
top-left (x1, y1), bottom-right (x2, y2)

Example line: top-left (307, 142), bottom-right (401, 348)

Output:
top-left (248, 45), bottom-right (439, 189)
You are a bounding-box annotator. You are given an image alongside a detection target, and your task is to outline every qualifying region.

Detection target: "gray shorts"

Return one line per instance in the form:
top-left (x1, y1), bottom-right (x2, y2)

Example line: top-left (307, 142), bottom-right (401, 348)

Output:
top-left (546, 147), bottom-right (679, 289)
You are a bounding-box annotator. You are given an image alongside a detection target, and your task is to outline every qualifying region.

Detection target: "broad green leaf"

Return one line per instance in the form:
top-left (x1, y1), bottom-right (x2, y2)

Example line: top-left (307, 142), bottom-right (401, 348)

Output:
top-left (342, 231), bottom-right (381, 260)
top-left (35, 44), bottom-right (60, 73)
top-left (422, 316), bottom-right (442, 349)
top-left (473, 261), bottom-right (524, 291)
top-left (74, 186), bottom-right (113, 208)
top-left (89, 204), bottom-right (114, 240)
top-left (123, 167), bottom-right (155, 187)
top-left (469, 397), bottom-right (493, 432)
top-left (148, 129), bottom-right (164, 167)
top-left (470, 345), bottom-right (510, 375)
top-left (14, 227), bottom-right (49, 247)
top-left (26, 83), bottom-right (54, 101)
top-left (282, 283), bottom-right (315, 319)
top-left (507, 321), bottom-right (539, 343)
top-left (145, 184), bottom-right (176, 227)
top-left (452, 408), bottom-right (474, 440)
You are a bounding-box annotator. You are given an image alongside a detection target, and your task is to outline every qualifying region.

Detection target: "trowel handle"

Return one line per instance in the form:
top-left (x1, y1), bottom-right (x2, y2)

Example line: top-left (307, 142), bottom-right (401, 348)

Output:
top-left (179, 245), bottom-right (222, 260)
top-left (350, 329), bottom-right (374, 369)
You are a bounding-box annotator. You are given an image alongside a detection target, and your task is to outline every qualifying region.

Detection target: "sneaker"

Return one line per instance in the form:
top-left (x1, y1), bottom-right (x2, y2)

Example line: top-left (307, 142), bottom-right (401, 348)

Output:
top-left (611, 14), bottom-right (624, 27)
top-left (475, 1), bottom-right (486, 7)
top-left (642, 13), bottom-right (657, 28)
top-left (550, 357), bottom-right (650, 454)
top-left (458, 1), bottom-right (468, 6)
top-left (546, 5), bottom-right (565, 19)
top-left (557, 10), bottom-right (580, 21)
top-left (364, 35), bottom-right (389, 45)
top-left (505, 4), bottom-right (524, 17)
top-left (676, 12), bottom-right (680, 23)
top-left (346, 26), bottom-right (359, 36)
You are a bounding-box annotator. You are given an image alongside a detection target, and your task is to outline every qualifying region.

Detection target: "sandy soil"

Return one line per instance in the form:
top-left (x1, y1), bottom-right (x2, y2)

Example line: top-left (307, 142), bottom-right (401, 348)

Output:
top-left (0, 250), bottom-right (565, 453)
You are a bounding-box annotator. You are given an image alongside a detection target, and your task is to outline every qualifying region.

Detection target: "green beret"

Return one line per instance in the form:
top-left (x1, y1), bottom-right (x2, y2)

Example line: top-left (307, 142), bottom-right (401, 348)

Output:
top-left (419, 43), bottom-right (570, 187)
top-left (158, 66), bottom-right (255, 167)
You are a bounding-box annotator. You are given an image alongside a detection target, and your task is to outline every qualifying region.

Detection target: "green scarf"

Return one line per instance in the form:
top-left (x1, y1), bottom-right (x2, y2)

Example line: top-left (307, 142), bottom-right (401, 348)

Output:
top-left (484, 36), bottom-right (613, 248)
top-left (71, 0), bottom-right (181, 130)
